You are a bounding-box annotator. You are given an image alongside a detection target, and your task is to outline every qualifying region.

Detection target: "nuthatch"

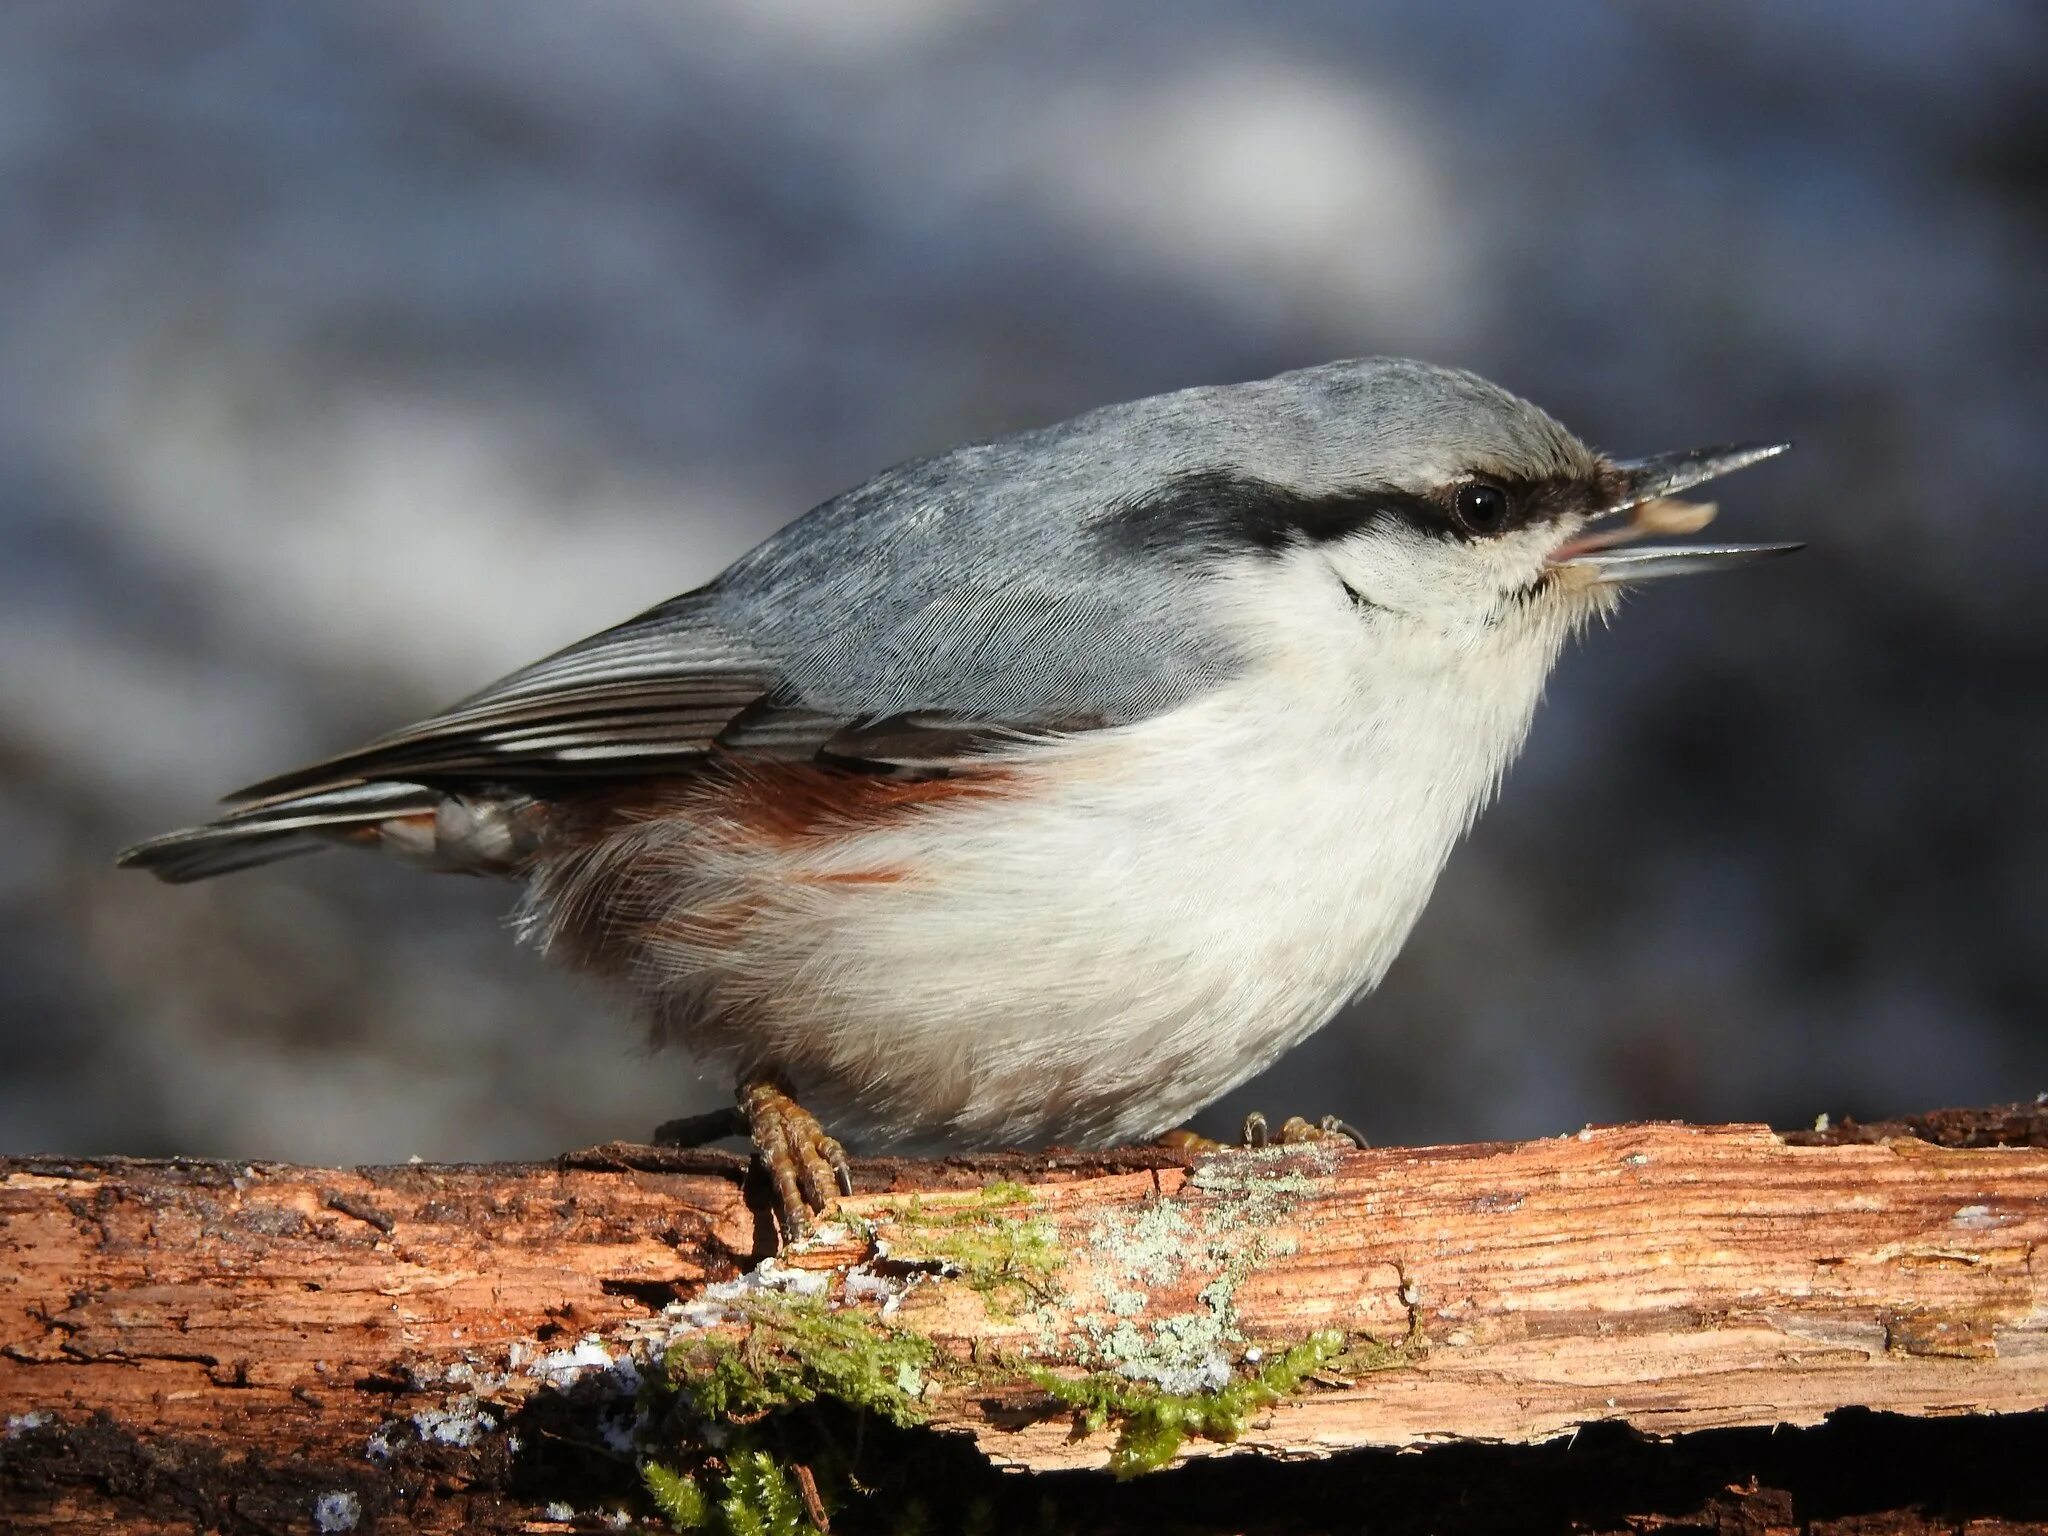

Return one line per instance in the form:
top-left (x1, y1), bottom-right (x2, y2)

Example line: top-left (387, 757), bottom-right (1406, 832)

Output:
top-left (123, 358), bottom-right (1794, 1235)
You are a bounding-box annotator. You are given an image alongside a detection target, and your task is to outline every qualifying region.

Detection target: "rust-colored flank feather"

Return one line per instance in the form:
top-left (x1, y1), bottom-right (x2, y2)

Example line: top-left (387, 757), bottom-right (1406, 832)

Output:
top-left (568, 754), bottom-right (1021, 850)
top-left (527, 755), bottom-right (1025, 980)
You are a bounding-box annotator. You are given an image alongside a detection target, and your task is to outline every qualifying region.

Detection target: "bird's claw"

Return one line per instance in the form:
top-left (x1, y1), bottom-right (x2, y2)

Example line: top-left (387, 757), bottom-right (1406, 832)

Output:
top-left (739, 1079), bottom-right (852, 1241)
top-left (1243, 1110), bottom-right (1370, 1148)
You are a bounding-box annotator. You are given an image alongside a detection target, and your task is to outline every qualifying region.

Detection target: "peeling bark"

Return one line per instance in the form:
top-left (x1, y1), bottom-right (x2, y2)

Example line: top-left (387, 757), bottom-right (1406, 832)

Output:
top-left (4, 1107), bottom-right (2047, 1532)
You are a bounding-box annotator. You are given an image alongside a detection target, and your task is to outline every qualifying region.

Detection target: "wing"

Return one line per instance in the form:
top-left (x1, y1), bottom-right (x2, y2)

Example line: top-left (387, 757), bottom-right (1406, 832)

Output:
top-left (231, 584), bottom-right (1233, 812)
top-left (227, 595), bottom-right (782, 802)
top-left (230, 431), bottom-right (1256, 804)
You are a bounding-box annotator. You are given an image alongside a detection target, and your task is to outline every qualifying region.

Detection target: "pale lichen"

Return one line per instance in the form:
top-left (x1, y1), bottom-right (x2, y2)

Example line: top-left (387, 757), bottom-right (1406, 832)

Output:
top-left (312, 1490), bottom-right (362, 1533)
top-left (530, 1335), bottom-right (630, 1388)
top-left (1033, 1304), bottom-right (1428, 1480)
top-left (1064, 1145), bottom-right (1325, 1390)
top-left (864, 1180), bottom-right (1062, 1316)
top-left (409, 1398), bottom-right (498, 1449)
top-left (665, 1260), bottom-right (831, 1332)
top-left (595, 1162), bottom-right (1417, 1520)
top-left (1028, 1328), bottom-right (1348, 1478)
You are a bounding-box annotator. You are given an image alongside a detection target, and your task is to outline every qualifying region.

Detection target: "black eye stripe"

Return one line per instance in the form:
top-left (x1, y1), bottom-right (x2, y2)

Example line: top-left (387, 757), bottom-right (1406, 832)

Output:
top-left (1100, 467), bottom-right (1603, 559)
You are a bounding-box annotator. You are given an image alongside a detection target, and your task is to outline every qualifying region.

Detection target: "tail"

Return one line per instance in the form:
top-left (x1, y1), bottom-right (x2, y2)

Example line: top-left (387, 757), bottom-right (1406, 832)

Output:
top-left (118, 782), bottom-right (448, 884)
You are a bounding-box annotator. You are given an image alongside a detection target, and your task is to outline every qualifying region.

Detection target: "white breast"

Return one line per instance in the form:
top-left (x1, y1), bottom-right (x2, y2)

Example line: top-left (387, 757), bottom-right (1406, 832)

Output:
top-left (669, 553), bottom-right (1579, 1149)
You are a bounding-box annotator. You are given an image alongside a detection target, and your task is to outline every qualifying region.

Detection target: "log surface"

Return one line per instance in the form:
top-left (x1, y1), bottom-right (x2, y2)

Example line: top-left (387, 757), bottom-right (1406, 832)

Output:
top-left (5, 1106), bottom-right (2048, 1532)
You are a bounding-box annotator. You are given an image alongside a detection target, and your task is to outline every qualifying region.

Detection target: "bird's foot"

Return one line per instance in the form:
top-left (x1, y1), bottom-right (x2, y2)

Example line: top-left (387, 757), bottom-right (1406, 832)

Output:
top-left (1243, 1110), bottom-right (1370, 1149)
top-left (1156, 1111), bottom-right (1369, 1153)
top-left (738, 1078), bottom-right (852, 1242)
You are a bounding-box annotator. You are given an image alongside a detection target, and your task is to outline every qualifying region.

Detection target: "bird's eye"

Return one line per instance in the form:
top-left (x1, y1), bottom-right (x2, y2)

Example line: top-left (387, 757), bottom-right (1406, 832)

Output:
top-left (1453, 482), bottom-right (1511, 537)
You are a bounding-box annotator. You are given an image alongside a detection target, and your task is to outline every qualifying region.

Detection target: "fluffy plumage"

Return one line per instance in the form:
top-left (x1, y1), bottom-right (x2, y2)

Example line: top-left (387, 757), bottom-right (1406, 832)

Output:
top-left (121, 356), bottom-right (1746, 1149)
top-left (519, 545), bottom-right (1602, 1147)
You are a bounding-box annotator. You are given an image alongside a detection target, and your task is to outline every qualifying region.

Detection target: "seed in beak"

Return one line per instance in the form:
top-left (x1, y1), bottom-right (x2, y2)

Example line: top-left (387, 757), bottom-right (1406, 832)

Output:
top-left (1630, 496), bottom-right (1718, 538)
top-left (1550, 496), bottom-right (1719, 564)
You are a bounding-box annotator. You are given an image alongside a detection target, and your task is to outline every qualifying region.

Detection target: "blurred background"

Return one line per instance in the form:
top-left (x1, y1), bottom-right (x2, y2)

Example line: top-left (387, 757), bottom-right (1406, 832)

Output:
top-left (3, 1), bottom-right (2042, 1162)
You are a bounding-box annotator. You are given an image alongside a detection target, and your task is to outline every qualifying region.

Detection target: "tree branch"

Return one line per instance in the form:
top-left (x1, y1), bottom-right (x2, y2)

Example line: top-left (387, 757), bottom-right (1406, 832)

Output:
top-left (5, 1106), bottom-right (2047, 1532)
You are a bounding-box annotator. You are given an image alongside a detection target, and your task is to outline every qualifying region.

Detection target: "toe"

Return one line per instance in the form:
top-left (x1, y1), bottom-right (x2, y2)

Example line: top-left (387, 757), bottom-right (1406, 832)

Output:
top-left (1172, 1110), bottom-right (1368, 1154)
top-left (1318, 1114), bottom-right (1370, 1148)
top-left (819, 1133), bottom-right (854, 1198)
top-left (792, 1137), bottom-right (836, 1214)
top-left (763, 1140), bottom-right (814, 1240)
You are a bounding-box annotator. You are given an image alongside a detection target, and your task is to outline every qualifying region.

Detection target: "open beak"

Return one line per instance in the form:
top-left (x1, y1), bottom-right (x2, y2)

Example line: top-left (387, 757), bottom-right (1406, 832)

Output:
top-left (1551, 441), bottom-right (1800, 586)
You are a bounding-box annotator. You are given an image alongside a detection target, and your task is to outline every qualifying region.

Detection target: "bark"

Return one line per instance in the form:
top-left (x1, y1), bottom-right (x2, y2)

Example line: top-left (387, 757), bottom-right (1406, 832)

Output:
top-left (4, 1105), bottom-right (2047, 1533)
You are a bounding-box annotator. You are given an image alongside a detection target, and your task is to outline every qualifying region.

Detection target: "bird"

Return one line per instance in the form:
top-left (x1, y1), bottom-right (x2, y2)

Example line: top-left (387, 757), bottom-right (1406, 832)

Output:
top-left (120, 357), bottom-right (1795, 1237)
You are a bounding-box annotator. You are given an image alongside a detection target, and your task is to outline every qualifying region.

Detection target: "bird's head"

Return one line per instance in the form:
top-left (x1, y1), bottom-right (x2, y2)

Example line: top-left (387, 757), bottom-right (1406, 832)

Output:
top-left (1113, 359), bottom-right (1795, 661)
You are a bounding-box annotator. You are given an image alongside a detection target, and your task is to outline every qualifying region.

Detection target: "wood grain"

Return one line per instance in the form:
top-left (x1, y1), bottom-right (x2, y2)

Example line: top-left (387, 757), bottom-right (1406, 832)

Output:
top-left (4, 1110), bottom-right (2047, 1532)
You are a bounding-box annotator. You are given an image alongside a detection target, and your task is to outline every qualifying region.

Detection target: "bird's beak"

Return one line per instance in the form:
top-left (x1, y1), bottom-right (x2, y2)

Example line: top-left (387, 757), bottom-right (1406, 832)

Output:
top-left (1550, 441), bottom-right (1800, 586)
top-left (1610, 442), bottom-right (1793, 510)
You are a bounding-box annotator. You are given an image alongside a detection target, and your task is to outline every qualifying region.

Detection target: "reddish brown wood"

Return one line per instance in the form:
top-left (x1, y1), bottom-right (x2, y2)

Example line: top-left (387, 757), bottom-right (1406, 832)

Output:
top-left (4, 1109), bottom-right (2047, 1532)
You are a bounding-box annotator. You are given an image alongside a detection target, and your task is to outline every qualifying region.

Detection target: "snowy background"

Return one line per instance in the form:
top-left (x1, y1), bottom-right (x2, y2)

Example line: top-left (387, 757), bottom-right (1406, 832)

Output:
top-left (3, 1), bottom-right (2043, 1161)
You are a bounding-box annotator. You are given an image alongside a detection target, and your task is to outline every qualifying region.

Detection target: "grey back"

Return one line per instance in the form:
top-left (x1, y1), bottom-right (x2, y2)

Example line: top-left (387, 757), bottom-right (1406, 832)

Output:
top-left (229, 359), bottom-right (1592, 798)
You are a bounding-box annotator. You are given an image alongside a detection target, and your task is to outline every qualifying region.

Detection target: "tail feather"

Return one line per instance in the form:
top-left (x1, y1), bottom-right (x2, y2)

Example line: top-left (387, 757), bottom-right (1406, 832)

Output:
top-left (118, 782), bottom-right (445, 885)
top-left (116, 827), bottom-right (333, 883)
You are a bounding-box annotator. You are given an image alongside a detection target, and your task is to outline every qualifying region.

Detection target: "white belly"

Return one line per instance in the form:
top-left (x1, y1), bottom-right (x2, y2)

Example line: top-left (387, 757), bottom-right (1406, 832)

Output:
top-left (639, 607), bottom-right (1563, 1149)
top-left (520, 549), bottom-right (1580, 1149)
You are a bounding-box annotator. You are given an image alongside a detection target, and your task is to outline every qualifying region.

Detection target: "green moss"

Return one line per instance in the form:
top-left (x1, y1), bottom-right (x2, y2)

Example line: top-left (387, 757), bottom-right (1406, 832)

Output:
top-left (716, 1446), bottom-right (827, 1536)
top-left (643, 1436), bottom-right (833, 1535)
top-left (643, 1460), bottom-right (710, 1529)
top-left (871, 1181), bottom-right (1063, 1315)
top-left (639, 1170), bottom-right (1418, 1520)
top-left (974, 1179), bottom-right (1035, 1205)
top-left (664, 1294), bottom-right (935, 1428)
top-left (1028, 1329), bottom-right (1379, 1479)
top-left (642, 1287), bottom-right (950, 1531)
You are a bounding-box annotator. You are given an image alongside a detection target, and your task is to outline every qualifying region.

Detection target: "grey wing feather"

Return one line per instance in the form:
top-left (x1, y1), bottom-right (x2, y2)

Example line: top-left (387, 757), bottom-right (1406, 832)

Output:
top-left (716, 454), bottom-right (1245, 730)
top-left (120, 781), bottom-right (445, 881)
top-left (228, 596), bottom-right (781, 802)
top-left (229, 406), bottom-right (1259, 803)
